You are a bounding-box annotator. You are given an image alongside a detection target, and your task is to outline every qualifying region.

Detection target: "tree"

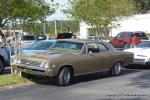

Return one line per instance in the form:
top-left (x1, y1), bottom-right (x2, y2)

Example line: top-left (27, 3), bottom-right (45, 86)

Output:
top-left (135, 0), bottom-right (150, 13)
top-left (67, 0), bottom-right (136, 39)
top-left (0, 0), bottom-right (55, 28)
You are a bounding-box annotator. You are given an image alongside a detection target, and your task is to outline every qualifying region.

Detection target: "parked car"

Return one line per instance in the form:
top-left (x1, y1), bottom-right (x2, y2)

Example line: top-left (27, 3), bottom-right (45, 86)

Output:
top-left (0, 45), bottom-right (11, 74)
top-left (124, 40), bottom-right (150, 65)
top-left (57, 33), bottom-right (73, 39)
top-left (20, 40), bottom-right (57, 54)
top-left (87, 36), bottom-right (105, 40)
top-left (87, 36), bottom-right (110, 43)
top-left (111, 31), bottom-right (148, 48)
top-left (15, 35), bottom-right (37, 53)
top-left (12, 39), bottom-right (133, 86)
top-left (6, 36), bottom-right (15, 55)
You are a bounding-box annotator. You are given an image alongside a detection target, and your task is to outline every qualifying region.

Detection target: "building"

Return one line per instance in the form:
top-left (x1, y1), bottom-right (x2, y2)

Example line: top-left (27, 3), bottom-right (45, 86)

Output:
top-left (80, 13), bottom-right (150, 38)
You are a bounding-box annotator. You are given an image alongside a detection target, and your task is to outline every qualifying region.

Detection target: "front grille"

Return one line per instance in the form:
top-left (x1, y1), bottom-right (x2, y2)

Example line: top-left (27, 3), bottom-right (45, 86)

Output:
top-left (20, 59), bottom-right (41, 67)
top-left (134, 58), bottom-right (145, 62)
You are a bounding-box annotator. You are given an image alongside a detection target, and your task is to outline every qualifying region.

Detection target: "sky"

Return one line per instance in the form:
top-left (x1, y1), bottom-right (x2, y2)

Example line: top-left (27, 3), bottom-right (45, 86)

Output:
top-left (46, 0), bottom-right (69, 20)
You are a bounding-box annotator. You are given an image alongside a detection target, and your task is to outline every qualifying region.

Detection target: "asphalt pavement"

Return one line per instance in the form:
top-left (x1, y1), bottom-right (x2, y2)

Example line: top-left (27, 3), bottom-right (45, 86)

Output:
top-left (0, 66), bottom-right (150, 100)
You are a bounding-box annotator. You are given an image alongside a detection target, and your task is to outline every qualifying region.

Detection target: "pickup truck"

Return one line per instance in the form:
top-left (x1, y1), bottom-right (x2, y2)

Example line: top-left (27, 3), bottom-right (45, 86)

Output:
top-left (0, 46), bottom-right (10, 74)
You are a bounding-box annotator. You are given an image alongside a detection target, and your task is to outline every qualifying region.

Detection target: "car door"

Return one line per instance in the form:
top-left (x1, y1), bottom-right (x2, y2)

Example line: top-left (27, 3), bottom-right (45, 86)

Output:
top-left (112, 32), bottom-right (125, 47)
top-left (76, 43), bottom-right (104, 74)
top-left (95, 43), bottom-right (112, 70)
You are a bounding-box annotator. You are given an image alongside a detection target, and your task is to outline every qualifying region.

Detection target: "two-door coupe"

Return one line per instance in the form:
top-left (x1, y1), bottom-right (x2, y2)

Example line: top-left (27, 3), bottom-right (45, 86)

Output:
top-left (12, 39), bottom-right (133, 86)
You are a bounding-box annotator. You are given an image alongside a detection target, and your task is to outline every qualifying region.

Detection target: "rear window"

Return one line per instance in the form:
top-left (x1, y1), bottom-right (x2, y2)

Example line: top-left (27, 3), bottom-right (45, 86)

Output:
top-left (134, 32), bottom-right (146, 37)
top-left (141, 33), bottom-right (146, 37)
top-left (22, 36), bottom-right (35, 40)
top-left (57, 33), bottom-right (73, 39)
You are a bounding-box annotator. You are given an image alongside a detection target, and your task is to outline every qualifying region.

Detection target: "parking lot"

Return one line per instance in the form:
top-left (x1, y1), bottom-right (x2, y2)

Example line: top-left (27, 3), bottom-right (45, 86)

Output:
top-left (0, 66), bottom-right (150, 100)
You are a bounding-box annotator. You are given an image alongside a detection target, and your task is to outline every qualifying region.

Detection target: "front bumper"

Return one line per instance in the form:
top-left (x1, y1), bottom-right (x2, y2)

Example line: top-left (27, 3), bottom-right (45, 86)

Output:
top-left (133, 58), bottom-right (150, 65)
top-left (12, 64), bottom-right (54, 77)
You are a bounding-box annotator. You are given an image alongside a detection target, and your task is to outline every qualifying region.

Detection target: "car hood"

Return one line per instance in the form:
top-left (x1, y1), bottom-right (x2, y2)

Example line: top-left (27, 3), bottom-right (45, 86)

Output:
top-left (124, 48), bottom-right (150, 57)
top-left (16, 50), bottom-right (78, 61)
top-left (20, 50), bottom-right (46, 55)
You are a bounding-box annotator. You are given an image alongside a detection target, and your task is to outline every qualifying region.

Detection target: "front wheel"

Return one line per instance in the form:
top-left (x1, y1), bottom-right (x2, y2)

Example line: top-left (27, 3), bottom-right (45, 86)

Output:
top-left (57, 67), bottom-right (72, 86)
top-left (109, 62), bottom-right (122, 76)
top-left (0, 59), bottom-right (5, 74)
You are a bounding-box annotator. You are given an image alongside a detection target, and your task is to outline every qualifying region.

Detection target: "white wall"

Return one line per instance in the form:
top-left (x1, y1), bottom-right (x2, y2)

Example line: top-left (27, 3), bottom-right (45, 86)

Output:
top-left (112, 13), bottom-right (150, 37)
top-left (80, 13), bottom-right (150, 38)
top-left (79, 21), bottom-right (91, 39)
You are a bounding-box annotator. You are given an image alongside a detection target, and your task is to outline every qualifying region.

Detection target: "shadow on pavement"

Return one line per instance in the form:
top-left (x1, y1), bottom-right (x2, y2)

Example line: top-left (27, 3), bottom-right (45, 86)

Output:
top-left (70, 69), bottom-right (139, 85)
top-left (124, 65), bottom-right (150, 89)
top-left (125, 64), bottom-right (150, 70)
top-left (3, 65), bottom-right (150, 87)
top-left (27, 69), bottom-right (139, 86)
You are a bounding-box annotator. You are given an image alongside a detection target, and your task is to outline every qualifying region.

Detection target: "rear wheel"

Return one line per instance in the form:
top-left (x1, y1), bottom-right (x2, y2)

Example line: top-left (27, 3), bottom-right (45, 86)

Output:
top-left (0, 59), bottom-right (5, 74)
top-left (109, 62), bottom-right (122, 76)
top-left (124, 43), bottom-right (129, 49)
top-left (57, 67), bottom-right (72, 86)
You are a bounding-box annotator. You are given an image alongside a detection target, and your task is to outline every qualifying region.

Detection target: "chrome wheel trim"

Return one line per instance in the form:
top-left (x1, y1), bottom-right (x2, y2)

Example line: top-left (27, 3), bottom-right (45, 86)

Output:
top-left (63, 69), bottom-right (71, 85)
top-left (114, 62), bottom-right (122, 75)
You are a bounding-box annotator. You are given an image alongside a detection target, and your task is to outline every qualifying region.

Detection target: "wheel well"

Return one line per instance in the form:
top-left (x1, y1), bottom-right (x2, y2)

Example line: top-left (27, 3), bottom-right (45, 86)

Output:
top-left (57, 65), bottom-right (74, 76)
top-left (115, 61), bottom-right (123, 66)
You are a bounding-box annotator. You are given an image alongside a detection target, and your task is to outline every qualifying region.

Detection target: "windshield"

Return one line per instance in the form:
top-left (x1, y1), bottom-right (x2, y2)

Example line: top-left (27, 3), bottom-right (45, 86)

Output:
top-left (136, 41), bottom-right (150, 48)
top-left (25, 41), bottom-right (56, 50)
top-left (50, 41), bottom-right (84, 52)
top-left (22, 36), bottom-right (35, 40)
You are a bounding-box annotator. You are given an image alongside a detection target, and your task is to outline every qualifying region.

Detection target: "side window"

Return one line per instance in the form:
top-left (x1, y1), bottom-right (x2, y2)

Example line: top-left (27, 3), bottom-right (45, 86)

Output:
top-left (127, 33), bottom-right (133, 38)
top-left (98, 44), bottom-right (109, 53)
top-left (116, 32), bottom-right (125, 38)
top-left (86, 43), bottom-right (100, 53)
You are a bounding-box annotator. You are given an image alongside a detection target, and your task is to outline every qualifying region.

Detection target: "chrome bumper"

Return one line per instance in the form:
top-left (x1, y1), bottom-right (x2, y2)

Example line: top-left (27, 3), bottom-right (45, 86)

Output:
top-left (12, 64), bottom-right (54, 77)
top-left (133, 58), bottom-right (150, 65)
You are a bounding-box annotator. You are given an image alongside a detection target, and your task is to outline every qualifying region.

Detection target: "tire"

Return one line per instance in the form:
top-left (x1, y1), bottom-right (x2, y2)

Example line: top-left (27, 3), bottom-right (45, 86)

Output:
top-left (109, 62), bottom-right (122, 76)
top-left (57, 67), bottom-right (72, 86)
top-left (0, 59), bottom-right (5, 74)
top-left (124, 43), bottom-right (129, 49)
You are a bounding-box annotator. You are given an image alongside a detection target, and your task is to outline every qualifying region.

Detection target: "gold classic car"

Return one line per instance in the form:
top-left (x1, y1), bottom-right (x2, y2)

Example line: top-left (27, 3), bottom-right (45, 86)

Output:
top-left (12, 39), bottom-right (133, 86)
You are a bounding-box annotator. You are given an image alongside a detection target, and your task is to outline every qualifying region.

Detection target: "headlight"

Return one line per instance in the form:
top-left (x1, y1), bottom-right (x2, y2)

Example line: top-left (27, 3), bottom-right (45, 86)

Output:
top-left (40, 62), bottom-right (49, 69)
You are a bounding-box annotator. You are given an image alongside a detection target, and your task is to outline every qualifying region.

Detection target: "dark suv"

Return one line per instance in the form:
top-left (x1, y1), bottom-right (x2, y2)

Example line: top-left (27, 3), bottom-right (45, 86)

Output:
top-left (111, 31), bottom-right (148, 48)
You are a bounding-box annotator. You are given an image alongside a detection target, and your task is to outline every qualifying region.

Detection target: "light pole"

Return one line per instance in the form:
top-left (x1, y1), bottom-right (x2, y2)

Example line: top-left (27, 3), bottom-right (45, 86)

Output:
top-left (55, 19), bottom-right (57, 35)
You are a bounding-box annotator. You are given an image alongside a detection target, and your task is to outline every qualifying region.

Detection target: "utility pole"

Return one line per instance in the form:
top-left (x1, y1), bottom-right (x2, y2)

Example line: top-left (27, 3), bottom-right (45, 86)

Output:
top-left (43, 22), bottom-right (46, 34)
top-left (61, 20), bottom-right (63, 33)
top-left (55, 19), bottom-right (57, 35)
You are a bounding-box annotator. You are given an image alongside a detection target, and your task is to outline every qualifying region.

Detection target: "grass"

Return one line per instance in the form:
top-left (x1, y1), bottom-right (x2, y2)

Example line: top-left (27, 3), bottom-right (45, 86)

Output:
top-left (0, 74), bottom-right (31, 87)
top-left (0, 73), bottom-right (51, 88)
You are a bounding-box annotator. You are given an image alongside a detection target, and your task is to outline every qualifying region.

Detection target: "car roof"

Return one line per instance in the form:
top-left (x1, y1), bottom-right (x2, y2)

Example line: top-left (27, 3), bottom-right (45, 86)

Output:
top-left (58, 39), bottom-right (105, 44)
top-left (37, 39), bottom-right (57, 42)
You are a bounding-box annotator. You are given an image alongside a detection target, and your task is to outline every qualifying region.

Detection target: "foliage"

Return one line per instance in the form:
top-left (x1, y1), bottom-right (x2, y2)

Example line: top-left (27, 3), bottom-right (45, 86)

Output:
top-left (68, 0), bottom-right (136, 39)
top-left (135, 0), bottom-right (150, 13)
top-left (3, 20), bottom-right (80, 35)
top-left (0, 0), bottom-right (55, 28)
